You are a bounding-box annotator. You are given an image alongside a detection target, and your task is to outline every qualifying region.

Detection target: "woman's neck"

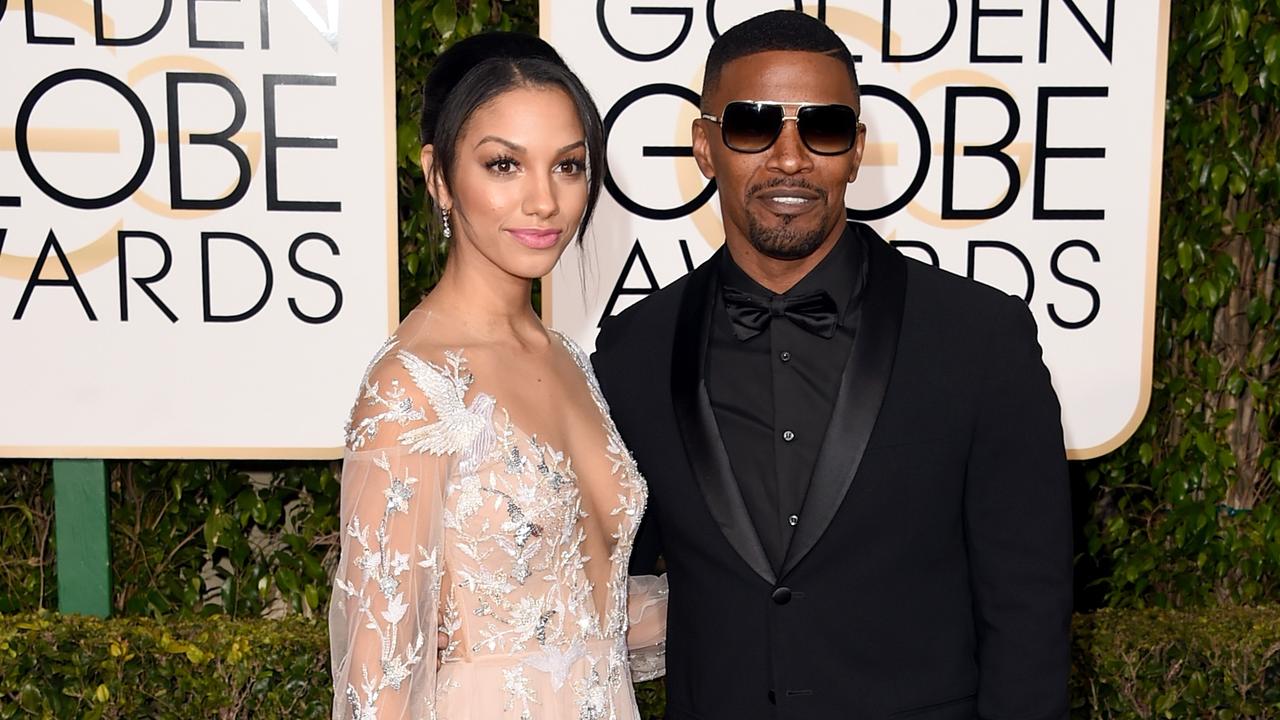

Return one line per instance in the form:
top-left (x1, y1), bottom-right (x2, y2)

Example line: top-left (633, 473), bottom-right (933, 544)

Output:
top-left (424, 255), bottom-right (548, 350)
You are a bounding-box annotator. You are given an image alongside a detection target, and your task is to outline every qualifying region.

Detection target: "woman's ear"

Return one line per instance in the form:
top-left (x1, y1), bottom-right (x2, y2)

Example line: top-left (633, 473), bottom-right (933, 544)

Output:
top-left (420, 144), bottom-right (452, 210)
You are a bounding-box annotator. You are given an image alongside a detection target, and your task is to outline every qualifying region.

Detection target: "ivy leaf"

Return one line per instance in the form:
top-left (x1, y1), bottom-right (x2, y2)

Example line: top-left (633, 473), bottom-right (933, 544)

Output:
top-left (1246, 296), bottom-right (1267, 326)
top-left (455, 13), bottom-right (472, 38)
top-left (250, 495), bottom-right (269, 525)
top-left (203, 511), bottom-right (227, 553)
top-left (1178, 241), bottom-right (1194, 270)
top-left (263, 497), bottom-right (283, 527)
top-left (1266, 33), bottom-right (1280, 68)
top-left (1232, 68), bottom-right (1249, 97)
top-left (1229, 7), bottom-right (1250, 40)
top-left (432, 0), bottom-right (457, 37)
top-left (397, 121), bottom-right (420, 167)
top-left (1227, 371), bottom-right (1247, 396)
top-left (1211, 163), bottom-right (1229, 190)
top-left (1195, 432), bottom-right (1216, 458)
top-left (235, 489), bottom-right (257, 524)
top-left (18, 683), bottom-right (43, 713)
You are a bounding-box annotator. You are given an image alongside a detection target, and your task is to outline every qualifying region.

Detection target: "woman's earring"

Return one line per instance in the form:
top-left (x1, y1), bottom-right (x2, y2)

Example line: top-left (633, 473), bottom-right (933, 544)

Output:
top-left (441, 208), bottom-right (452, 239)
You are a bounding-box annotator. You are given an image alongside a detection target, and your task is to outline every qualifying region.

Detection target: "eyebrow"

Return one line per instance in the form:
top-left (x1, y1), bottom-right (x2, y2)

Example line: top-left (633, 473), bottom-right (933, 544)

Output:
top-left (474, 136), bottom-right (586, 155)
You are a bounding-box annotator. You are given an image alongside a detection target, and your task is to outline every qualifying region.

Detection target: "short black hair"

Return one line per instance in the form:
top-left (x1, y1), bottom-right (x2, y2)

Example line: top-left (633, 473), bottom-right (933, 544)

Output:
top-left (419, 33), bottom-right (605, 246)
top-left (702, 10), bottom-right (859, 108)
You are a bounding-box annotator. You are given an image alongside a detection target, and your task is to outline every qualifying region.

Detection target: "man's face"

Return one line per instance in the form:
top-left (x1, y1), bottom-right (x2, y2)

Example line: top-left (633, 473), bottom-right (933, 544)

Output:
top-left (693, 50), bottom-right (866, 261)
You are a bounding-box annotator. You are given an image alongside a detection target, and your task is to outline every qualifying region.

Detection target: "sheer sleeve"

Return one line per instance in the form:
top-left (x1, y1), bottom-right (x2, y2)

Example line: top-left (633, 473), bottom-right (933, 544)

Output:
top-left (330, 342), bottom-right (453, 720)
top-left (626, 574), bottom-right (668, 682)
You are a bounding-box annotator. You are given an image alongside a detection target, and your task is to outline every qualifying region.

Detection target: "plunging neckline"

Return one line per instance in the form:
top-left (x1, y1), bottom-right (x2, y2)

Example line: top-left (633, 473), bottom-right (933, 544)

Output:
top-left (398, 328), bottom-right (610, 485)
top-left (332, 316), bottom-right (662, 720)
top-left (393, 329), bottom-right (634, 639)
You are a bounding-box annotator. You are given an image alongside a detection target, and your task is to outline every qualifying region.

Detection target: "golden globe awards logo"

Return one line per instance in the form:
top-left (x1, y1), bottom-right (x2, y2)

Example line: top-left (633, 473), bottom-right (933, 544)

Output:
top-left (0, 1), bottom-right (395, 458)
top-left (544, 1), bottom-right (1170, 457)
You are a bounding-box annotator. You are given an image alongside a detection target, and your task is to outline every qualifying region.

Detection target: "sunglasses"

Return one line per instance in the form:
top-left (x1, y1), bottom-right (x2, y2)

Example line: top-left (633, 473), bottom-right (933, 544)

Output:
top-left (701, 100), bottom-right (861, 155)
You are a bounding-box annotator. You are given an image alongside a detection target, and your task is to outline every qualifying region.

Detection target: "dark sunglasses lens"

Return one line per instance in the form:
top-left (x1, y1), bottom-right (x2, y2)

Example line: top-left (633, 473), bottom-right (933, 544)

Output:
top-left (721, 102), bottom-right (783, 152)
top-left (799, 105), bottom-right (858, 154)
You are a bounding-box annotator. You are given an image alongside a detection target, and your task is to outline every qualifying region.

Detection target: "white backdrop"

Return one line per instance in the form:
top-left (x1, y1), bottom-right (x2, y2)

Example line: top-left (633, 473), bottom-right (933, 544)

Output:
top-left (542, 0), bottom-right (1171, 459)
top-left (0, 0), bottom-right (396, 459)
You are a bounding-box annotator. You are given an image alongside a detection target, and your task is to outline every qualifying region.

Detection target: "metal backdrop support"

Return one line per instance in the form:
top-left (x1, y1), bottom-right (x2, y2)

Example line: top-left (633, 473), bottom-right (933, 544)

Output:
top-left (53, 460), bottom-right (110, 617)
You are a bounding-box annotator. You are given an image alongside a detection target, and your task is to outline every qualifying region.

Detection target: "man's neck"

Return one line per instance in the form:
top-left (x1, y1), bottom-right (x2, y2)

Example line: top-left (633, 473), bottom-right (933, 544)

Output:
top-left (725, 225), bottom-right (846, 295)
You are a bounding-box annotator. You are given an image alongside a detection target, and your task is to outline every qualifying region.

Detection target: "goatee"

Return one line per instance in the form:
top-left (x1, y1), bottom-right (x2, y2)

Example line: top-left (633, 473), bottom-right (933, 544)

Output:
top-left (746, 212), bottom-right (829, 260)
top-left (745, 179), bottom-right (831, 260)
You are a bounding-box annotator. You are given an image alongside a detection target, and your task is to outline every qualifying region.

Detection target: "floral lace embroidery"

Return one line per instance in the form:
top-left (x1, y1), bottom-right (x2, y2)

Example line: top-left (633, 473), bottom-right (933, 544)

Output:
top-left (335, 331), bottom-right (652, 719)
top-left (334, 452), bottom-right (431, 719)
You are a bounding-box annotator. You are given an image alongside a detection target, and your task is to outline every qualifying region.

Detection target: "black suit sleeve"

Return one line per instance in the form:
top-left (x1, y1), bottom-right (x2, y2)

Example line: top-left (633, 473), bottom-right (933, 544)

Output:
top-left (628, 502), bottom-right (664, 575)
top-left (964, 297), bottom-right (1072, 720)
top-left (591, 332), bottom-right (665, 576)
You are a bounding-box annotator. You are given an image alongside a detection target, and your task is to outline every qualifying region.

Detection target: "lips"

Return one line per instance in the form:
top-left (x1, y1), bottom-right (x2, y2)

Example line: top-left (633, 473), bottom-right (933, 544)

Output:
top-left (754, 186), bottom-right (821, 216)
top-left (506, 228), bottom-right (562, 250)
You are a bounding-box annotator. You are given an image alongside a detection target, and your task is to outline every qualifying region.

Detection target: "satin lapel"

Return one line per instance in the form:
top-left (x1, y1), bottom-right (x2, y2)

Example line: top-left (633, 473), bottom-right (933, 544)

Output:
top-left (670, 251), bottom-right (777, 586)
top-left (780, 227), bottom-right (908, 579)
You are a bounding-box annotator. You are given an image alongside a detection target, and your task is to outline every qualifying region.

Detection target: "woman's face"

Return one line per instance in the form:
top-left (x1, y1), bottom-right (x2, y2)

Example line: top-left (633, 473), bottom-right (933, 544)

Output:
top-left (425, 85), bottom-right (589, 282)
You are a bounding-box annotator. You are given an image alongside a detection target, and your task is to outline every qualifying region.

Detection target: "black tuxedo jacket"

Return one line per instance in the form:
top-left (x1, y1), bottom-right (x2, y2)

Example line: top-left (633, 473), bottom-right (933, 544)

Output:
top-left (592, 223), bottom-right (1072, 720)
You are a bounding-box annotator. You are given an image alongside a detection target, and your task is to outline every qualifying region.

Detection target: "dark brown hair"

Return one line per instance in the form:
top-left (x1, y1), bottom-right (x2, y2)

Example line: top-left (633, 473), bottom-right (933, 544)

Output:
top-left (420, 33), bottom-right (606, 245)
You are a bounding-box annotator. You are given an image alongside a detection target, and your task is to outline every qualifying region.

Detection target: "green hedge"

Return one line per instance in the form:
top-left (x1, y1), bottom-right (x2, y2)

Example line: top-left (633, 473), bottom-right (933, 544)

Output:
top-left (5, 609), bottom-right (1280, 719)
top-left (0, 614), bottom-right (328, 719)
top-left (0, 612), bottom-right (659, 719)
top-left (1079, 0), bottom-right (1280, 607)
top-left (1071, 607), bottom-right (1280, 717)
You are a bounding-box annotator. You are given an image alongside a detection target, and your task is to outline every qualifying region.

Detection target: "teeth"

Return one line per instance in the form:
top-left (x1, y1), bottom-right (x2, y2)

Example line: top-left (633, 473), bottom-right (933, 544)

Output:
top-left (771, 196), bottom-right (809, 205)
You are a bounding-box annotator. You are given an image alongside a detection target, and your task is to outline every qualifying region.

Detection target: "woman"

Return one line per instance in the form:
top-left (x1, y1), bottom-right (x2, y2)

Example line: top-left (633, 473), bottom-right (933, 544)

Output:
top-left (329, 32), bottom-right (667, 720)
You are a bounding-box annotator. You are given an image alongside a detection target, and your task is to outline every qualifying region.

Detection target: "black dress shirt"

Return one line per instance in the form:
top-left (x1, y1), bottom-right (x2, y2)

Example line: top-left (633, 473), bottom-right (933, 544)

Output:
top-left (706, 228), bottom-right (867, 570)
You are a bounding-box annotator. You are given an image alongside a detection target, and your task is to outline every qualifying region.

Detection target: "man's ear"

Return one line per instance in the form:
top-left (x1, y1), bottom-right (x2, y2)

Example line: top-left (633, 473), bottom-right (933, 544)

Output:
top-left (420, 144), bottom-right (453, 210)
top-left (691, 118), bottom-right (716, 181)
top-left (847, 124), bottom-right (867, 183)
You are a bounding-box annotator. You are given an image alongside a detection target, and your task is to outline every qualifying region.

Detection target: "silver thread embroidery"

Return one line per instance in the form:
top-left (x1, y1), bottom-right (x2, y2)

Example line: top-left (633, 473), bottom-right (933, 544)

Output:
top-left (335, 337), bottom-right (655, 718)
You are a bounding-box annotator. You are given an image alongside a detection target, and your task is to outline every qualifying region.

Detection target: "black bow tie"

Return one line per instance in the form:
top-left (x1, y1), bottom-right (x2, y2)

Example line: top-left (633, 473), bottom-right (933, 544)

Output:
top-left (722, 285), bottom-right (840, 341)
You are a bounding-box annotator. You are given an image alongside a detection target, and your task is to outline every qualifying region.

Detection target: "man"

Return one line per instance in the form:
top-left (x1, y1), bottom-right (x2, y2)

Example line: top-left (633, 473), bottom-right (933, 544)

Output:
top-left (592, 10), bottom-right (1072, 720)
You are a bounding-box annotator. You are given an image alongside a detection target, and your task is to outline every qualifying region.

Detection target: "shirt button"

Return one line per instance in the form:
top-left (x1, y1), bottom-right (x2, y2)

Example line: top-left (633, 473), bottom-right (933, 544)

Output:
top-left (788, 514), bottom-right (799, 526)
top-left (780, 351), bottom-right (792, 362)
top-left (782, 430), bottom-right (795, 442)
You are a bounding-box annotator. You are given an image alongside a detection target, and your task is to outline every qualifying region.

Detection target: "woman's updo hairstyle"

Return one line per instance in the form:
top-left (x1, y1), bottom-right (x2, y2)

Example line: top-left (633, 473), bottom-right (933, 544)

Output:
top-left (419, 32), bottom-right (606, 245)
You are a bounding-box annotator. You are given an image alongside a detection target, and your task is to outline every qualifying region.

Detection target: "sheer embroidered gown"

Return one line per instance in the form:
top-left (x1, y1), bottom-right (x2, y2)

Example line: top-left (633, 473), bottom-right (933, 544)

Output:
top-left (329, 309), bottom-right (667, 720)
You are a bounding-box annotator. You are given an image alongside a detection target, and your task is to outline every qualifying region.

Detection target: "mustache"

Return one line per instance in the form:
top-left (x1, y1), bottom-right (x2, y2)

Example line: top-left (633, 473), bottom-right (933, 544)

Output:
top-left (746, 177), bottom-right (828, 200)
